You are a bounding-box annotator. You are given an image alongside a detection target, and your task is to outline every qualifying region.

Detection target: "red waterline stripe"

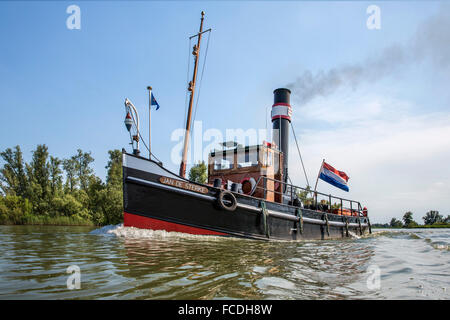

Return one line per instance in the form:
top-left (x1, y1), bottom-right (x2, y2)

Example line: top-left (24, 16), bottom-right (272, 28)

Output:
top-left (123, 212), bottom-right (228, 236)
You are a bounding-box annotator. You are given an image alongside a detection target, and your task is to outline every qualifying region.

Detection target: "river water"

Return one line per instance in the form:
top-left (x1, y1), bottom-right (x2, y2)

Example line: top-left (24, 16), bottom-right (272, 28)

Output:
top-left (0, 225), bottom-right (448, 299)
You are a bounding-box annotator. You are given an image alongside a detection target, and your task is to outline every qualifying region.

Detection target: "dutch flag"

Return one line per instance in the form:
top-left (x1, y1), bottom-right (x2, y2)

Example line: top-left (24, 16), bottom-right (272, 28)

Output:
top-left (319, 161), bottom-right (350, 192)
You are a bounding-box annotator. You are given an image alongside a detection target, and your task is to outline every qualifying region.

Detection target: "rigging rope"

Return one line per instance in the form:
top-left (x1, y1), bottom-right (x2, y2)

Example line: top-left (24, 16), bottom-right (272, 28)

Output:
top-left (265, 105), bottom-right (268, 135)
top-left (127, 106), bottom-right (163, 164)
top-left (290, 122), bottom-right (310, 188)
top-left (183, 37), bottom-right (192, 131)
top-left (192, 29), bottom-right (211, 124)
top-left (137, 130), bottom-right (162, 164)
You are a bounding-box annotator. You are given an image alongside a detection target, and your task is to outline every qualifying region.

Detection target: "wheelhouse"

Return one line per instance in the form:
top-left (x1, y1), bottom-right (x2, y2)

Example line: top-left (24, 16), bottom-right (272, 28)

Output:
top-left (208, 141), bottom-right (284, 203)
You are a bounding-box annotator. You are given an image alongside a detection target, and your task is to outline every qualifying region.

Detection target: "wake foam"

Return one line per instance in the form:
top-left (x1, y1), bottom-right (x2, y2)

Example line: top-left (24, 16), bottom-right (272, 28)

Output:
top-left (405, 231), bottom-right (450, 251)
top-left (430, 241), bottom-right (450, 251)
top-left (90, 224), bottom-right (225, 241)
top-left (89, 224), bottom-right (122, 235)
top-left (347, 231), bottom-right (360, 239)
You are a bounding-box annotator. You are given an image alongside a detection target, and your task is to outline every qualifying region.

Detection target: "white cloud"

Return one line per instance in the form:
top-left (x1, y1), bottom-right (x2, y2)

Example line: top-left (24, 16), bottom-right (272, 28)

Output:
top-left (297, 91), bottom-right (412, 125)
top-left (288, 94), bottom-right (450, 223)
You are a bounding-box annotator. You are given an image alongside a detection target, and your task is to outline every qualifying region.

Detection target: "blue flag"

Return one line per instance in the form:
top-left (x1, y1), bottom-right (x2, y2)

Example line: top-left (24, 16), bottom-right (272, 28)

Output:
top-left (151, 93), bottom-right (160, 110)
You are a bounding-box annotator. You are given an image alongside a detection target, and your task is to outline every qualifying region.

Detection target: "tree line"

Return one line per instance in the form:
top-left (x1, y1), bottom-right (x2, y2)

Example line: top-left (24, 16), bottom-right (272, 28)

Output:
top-left (373, 211), bottom-right (450, 228)
top-left (0, 145), bottom-right (123, 226)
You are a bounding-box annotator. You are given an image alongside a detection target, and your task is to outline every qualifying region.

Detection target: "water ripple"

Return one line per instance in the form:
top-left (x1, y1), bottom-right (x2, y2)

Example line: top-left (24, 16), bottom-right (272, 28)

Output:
top-left (0, 226), bottom-right (449, 299)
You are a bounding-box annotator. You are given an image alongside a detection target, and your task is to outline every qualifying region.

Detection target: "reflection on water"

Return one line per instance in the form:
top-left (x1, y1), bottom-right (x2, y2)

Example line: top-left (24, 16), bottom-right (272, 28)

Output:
top-left (0, 225), bottom-right (448, 299)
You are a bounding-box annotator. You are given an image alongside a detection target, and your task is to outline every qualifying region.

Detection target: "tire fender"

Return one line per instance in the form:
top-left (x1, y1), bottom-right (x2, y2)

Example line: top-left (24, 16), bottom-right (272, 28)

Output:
top-left (217, 190), bottom-right (237, 212)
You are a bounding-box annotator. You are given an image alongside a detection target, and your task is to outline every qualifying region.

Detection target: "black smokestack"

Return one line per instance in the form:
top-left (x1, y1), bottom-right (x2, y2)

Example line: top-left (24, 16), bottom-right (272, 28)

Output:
top-left (271, 88), bottom-right (291, 189)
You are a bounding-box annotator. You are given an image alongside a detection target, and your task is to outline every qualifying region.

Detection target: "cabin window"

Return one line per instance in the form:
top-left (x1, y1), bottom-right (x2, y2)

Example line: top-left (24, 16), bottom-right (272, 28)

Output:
top-left (264, 151), bottom-right (273, 167)
top-left (213, 152), bottom-right (234, 170)
top-left (237, 149), bottom-right (258, 168)
top-left (273, 153), bottom-right (281, 174)
top-left (261, 148), bottom-right (273, 167)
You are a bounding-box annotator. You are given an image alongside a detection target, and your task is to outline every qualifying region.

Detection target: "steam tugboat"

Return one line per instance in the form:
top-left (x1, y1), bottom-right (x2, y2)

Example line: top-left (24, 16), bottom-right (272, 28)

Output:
top-left (121, 12), bottom-right (371, 240)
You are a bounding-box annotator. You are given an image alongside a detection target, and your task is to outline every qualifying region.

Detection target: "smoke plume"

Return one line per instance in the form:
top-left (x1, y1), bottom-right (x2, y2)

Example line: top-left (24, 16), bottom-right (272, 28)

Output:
top-left (287, 7), bottom-right (450, 104)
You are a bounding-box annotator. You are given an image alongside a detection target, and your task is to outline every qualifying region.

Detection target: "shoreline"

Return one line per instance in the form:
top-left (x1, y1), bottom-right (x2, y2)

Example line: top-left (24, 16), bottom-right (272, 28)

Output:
top-left (0, 216), bottom-right (103, 227)
top-left (0, 222), bottom-right (99, 227)
top-left (373, 225), bottom-right (450, 229)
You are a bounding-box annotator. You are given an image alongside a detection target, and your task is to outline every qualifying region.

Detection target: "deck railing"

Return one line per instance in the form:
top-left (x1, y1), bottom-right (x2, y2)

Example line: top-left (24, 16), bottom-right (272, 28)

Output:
top-left (250, 176), bottom-right (364, 217)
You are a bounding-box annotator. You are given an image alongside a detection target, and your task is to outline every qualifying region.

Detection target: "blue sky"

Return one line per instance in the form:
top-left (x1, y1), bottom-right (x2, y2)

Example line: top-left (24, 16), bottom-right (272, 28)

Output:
top-left (1, 1), bottom-right (449, 223)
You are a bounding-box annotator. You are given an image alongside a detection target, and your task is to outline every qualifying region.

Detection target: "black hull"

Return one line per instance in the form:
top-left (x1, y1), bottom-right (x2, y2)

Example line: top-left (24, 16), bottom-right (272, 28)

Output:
top-left (123, 153), bottom-right (369, 241)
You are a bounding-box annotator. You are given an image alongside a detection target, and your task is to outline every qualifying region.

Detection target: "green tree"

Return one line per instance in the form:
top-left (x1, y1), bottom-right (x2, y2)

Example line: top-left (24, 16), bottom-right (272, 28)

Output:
top-left (99, 150), bottom-right (123, 225)
top-left (105, 150), bottom-right (122, 187)
top-left (73, 149), bottom-right (94, 191)
top-left (189, 161), bottom-right (207, 184)
top-left (49, 156), bottom-right (63, 196)
top-left (0, 146), bottom-right (28, 197)
top-left (0, 195), bottom-right (32, 224)
top-left (296, 186), bottom-right (313, 203)
top-left (97, 186), bottom-right (123, 225)
top-left (372, 223), bottom-right (389, 228)
top-left (85, 175), bottom-right (106, 225)
top-left (63, 158), bottom-right (78, 192)
top-left (51, 193), bottom-right (87, 219)
top-left (26, 145), bottom-right (51, 215)
top-left (402, 211), bottom-right (414, 226)
top-left (444, 215), bottom-right (450, 224)
top-left (29, 145), bottom-right (50, 193)
top-left (0, 145), bottom-right (125, 226)
top-left (423, 210), bottom-right (443, 225)
top-left (390, 218), bottom-right (402, 228)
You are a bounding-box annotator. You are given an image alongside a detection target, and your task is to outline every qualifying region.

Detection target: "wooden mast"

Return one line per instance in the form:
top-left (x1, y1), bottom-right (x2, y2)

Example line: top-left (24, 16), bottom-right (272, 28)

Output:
top-left (179, 11), bottom-right (205, 178)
